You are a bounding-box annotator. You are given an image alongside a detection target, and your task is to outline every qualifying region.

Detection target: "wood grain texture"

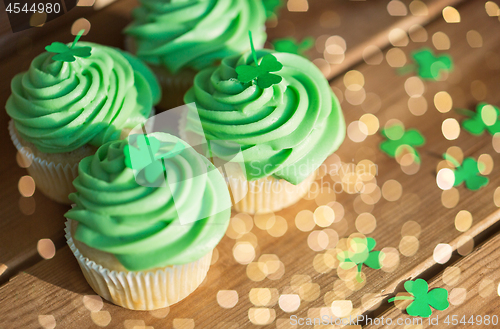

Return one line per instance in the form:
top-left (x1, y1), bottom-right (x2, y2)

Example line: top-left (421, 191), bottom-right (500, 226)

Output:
top-left (324, 0), bottom-right (466, 79)
top-left (0, 0), bottom-right (453, 69)
top-left (365, 233), bottom-right (500, 328)
top-left (0, 0), bottom-right (459, 284)
top-left (0, 0), bottom-right (9, 36)
top-left (267, 0), bottom-right (466, 80)
top-left (318, 0), bottom-right (500, 322)
top-left (0, 4), bottom-right (96, 61)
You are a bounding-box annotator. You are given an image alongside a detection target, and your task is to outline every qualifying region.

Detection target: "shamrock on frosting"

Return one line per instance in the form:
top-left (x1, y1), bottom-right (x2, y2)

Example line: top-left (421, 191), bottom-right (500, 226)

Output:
top-left (389, 279), bottom-right (449, 318)
top-left (236, 31), bottom-right (284, 89)
top-left (460, 103), bottom-right (500, 136)
top-left (337, 237), bottom-right (384, 283)
top-left (380, 124), bottom-right (425, 164)
top-left (124, 134), bottom-right (185, 184)
top-left (272, 37), bottom-right (314, 57)
top-left (236, 54), bottom-right (283, 88)
top-left (45, 30), bottom-right (91, 62)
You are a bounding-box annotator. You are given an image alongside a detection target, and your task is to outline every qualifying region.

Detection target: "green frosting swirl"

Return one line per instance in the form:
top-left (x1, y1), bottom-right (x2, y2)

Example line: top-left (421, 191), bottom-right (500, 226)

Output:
top-left (125, 0), bottom-right (267, 74)
top-left (183, 50), bottom-right (345, 184)
top-left (6, 42), bottom-right (161, 153)
top-left (65, 133), bottom-right (231, 271)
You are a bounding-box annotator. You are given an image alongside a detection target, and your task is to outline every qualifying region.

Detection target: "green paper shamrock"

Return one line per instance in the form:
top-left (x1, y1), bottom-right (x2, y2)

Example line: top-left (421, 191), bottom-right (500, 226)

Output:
top-left (460, 103), bottom-right (500, 136)
top-left (124, 134), bottom-right (185, 184)
top-left (263, 0), bottom-right (283, 18)
top-left (236, 31), bottom-right (283, 89)
top-left (399, 48), bottom-right (453, 81)
top-left (337, 237), bottom-right (384, 283)
top-left (451, 157), bottom-right (489, 191)
top-left (388, 279), bottom-right (449, 318)
top-left (45, 30), bottom-right (91, 62)
top-left (413, 49), bottom-right (453, 80)
top-left (236, 54), bottom-right (283, 88)
top-left (380, 124), bottom-right (425, 164)
top-left (272, 37), bottom-right (314, 57)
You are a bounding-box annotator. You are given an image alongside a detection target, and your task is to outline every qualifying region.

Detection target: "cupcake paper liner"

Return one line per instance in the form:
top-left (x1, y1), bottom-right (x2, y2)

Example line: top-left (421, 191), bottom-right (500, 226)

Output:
top-left (226, 171), bottom-right (317, 214)
top-left (9, 120), bottom-right (82, 204)
top-left (9, 109), bottom-right (156, 204)
top-left (65, 219), bottom-right (212, 310)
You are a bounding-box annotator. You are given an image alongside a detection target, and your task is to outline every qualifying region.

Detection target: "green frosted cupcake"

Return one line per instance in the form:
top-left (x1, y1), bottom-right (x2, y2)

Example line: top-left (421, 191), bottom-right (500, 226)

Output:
top-left (65, 133), bottom-right (231, 310)
top-left (6, 33), bottom-right (160, 204)
top-left (182, 48), bottom-right (345, 213)
top-left (124, 0), bottom-right (267, 109)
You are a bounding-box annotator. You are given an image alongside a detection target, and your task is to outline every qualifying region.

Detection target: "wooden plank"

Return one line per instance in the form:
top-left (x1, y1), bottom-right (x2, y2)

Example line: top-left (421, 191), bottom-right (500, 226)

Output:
top-left (0, 0), bottom-right (124, 61)
top-left (266, 0), bottom-right (466, 80)
top-left (321, 0), bottom-right (466, 79)
top-left (0, 5), bottom-right (94, 61)
top-left (0, 0), bottom-right (456, 68)
top-left (318, 0), bottom-right (500, 322)
top-left (365, 233), bottom-right (500, 328)
top-left (0, 0), bottom-right (460, 284)
top-left (2, 1), bottom-right (500, 327)
top-left (0, 0), bottom-right (9, 36)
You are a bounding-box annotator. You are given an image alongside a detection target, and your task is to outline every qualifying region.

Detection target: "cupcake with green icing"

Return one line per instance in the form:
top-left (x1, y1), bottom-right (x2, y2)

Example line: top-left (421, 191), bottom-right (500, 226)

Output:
top-left (124, 0), bottom-right (267, 109)
top-left (64, 132), bottom-right (231, 310)
top-left (6, 31), bottom-right (161, 204)
top-left (182, 37), bottom-right (345, 214)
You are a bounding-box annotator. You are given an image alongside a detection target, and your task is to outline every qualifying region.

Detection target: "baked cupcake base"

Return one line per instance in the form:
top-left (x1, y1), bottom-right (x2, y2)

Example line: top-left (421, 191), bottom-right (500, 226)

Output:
top-left (65, 219), bottom-right (212, 310)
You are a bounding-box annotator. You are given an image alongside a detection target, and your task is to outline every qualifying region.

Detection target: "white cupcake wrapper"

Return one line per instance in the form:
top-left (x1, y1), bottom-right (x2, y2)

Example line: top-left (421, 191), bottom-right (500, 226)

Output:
top-left (226, 172), bottom-right (316, 214)
top-left (9, 120), bottom-right (80, 204)
top-left (9, 109), bottom-right (156, 204)
top-left (65, 219), bottom-right (212, 310)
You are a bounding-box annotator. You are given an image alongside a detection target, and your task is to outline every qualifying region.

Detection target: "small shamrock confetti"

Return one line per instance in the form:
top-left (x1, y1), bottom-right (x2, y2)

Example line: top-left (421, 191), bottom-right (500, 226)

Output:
top-left (459, 103), bottom-right (500, 136)
top-left (124, 133), bottom-right (185, 184)
top-left (45, 30), bottom-right (91, 62)
top-left (271, 37), bottom-right (314, 57)
top-left (398, 48), bottom-right (453, 81)
top-left (380, 124), bottom-right (425, 164)
top-left (388, 279), bottom-right (449, 318)
top-left (448, 156), bottom-right (489, 191)
top-left (236, 31), bottom-right (283, 89)
top-left (262, 0), bottom-right (283, 18)
top-left (337, 237), bottom-right (384, 283)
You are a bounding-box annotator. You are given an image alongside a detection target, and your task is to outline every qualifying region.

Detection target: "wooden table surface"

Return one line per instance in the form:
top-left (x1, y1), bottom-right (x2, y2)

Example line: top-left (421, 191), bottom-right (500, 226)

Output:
top-left (1, 0), bottom-right (500, 328)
